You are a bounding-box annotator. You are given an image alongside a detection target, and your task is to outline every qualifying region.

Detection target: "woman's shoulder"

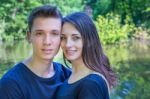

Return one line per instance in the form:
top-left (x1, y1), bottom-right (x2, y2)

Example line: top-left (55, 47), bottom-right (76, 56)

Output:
top-left (77, 73), bottom-right (110, 98)
top-left (80, 72), bottom-right (110, 94)
top-left (80, 73), bottom-right (109, 90)
top-left (82, 73), bottom-right (107, 85)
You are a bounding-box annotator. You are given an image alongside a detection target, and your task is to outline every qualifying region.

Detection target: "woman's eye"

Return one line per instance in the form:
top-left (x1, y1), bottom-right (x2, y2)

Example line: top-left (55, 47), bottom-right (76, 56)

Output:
top-left (61, 36), bottom-right (66, 40)
top-left (73, 36), bottom-right (80, 40)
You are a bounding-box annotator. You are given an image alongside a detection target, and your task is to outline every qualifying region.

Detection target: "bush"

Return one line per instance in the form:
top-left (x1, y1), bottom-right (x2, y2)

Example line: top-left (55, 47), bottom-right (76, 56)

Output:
top-left (0, 0), bottom-right (83, 41)
top-left (96, 13), bottom-right (135, 44)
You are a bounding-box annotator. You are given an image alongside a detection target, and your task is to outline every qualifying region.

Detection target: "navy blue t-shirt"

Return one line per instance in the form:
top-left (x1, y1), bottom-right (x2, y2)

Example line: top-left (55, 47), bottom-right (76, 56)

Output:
top-left (0, 62), bottom-right (71, 99)
top-left (55, 74), bottom-right (109, 99)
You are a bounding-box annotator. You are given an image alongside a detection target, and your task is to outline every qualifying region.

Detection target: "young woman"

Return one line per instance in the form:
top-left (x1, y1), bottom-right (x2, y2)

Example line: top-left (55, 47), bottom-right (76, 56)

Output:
top-left (56, 12), bottom-right (117, 99)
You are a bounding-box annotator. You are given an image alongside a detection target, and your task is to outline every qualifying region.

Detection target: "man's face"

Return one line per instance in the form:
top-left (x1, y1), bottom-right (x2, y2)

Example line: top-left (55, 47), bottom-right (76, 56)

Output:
top-left (28, 17), bottom-right (61, 60)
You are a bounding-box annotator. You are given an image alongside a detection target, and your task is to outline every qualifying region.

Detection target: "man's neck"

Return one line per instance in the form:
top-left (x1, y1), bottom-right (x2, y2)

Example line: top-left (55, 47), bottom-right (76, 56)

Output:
top-left (23, 57), bottom-right (55, 78)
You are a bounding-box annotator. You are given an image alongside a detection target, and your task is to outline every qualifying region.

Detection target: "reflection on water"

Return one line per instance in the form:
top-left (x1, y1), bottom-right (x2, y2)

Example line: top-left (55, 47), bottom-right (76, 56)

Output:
top-left (0, 40), bottom-right (150, 98)
top-left (0, 40), bottom-right (32, 76)
top-left (105, 40), bottom-right (150, 99)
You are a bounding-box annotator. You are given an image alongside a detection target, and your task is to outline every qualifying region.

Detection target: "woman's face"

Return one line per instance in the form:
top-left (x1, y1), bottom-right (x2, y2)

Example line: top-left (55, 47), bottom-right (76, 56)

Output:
top-left (61, 22), bottom-right (83, 62)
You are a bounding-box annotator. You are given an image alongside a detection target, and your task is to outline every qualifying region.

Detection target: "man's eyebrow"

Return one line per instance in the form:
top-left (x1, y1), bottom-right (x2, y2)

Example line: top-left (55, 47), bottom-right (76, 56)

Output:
top-left (34, 30), bottom-right (44, 32)
top-left (51, 30), bottom-right (59, 32)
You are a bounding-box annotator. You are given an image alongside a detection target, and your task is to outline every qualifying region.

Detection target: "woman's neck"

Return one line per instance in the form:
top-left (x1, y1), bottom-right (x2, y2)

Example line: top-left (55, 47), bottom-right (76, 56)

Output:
top-left (68, 60), bottom-right (93, 84)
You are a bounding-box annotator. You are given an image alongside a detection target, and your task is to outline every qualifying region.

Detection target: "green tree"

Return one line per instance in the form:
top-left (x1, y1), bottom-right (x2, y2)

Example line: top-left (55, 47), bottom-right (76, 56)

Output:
top-left (96, 13), bottom-right (135, 44)
top-left (0, 0), bottom-right (42, 41)
top-left (0, 0), bottom-right (83, 41)
top-left (83, 0), bottom-right (150, 27)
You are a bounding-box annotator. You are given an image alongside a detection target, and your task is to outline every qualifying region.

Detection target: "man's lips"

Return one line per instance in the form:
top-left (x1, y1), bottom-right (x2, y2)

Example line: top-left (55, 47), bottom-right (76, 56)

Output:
top-left (42, 49), bottom-right (53, 53)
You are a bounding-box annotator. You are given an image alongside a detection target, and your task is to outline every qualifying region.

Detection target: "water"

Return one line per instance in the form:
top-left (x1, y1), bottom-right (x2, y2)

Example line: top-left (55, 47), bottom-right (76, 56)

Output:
top-left (0, 40), bottom-right (150, 99)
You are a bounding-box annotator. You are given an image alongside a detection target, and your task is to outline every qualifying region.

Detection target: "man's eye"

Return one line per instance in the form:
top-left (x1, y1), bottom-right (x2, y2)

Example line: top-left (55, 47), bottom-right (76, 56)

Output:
top-left (52, 32), bottom-right (59, 36)
top-left (35, 32), bottom-right (43, 35)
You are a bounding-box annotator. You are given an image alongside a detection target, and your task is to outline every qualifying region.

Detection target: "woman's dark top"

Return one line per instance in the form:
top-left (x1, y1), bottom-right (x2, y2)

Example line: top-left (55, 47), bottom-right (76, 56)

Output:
top-left (55, 73), bottom-right (109, 99)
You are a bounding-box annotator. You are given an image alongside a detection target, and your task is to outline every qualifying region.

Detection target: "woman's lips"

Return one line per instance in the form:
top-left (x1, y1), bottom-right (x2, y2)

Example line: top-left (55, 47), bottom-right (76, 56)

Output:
top-left (66, 50), bottom-right (76, 55)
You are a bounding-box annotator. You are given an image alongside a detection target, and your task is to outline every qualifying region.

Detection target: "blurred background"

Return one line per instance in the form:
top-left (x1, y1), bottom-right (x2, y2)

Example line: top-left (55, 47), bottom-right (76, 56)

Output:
top-left (0, 0), bottom-right (150, 99)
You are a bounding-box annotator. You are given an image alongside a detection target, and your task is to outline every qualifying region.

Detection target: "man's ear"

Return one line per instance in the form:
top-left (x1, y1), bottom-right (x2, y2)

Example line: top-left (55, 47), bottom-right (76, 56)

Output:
top-left (26, 31), bottom-right (31, 43)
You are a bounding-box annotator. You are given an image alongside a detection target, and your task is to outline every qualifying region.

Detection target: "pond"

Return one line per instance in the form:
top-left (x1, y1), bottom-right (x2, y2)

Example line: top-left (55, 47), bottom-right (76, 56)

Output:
top-left (0, 40), bottom-right (150, 99)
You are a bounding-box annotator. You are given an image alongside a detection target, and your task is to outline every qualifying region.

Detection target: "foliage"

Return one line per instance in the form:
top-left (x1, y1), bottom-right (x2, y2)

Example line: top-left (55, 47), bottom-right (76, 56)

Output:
top-left (0, 0), bottom-right (83, 41)
top-left (83, 0), bottom-right (112, 19)
top-left (0, 0), bottom-right (150, 42)
top-left (83, 0), bottom-right (150, 28)
top-left (96, 13), bottom-right (135, 44)
top-left (132, 27), bottom-right (150, 40)
top-left (0, 0), bottom-right (41, 41)
top-left (39, 0), bottom-right (83, 16)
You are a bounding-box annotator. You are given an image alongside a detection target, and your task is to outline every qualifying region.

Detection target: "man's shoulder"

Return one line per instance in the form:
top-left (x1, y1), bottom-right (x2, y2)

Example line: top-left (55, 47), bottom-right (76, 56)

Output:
top-left (0, 63), bottom-right (24, 93)
top-left (1, 62), bottom-right (25, 81)
top-left (0, 67), bottom-right (24, 99)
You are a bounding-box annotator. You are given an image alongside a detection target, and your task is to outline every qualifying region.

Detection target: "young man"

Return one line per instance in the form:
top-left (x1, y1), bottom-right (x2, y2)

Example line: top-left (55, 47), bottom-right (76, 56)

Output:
top-left (0, 5), bottom-right (71, 99)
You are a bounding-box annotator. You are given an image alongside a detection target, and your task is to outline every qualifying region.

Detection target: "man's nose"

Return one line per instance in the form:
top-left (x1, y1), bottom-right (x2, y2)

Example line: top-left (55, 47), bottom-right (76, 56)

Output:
top-left (43, 35), bottom-right (52, 45)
